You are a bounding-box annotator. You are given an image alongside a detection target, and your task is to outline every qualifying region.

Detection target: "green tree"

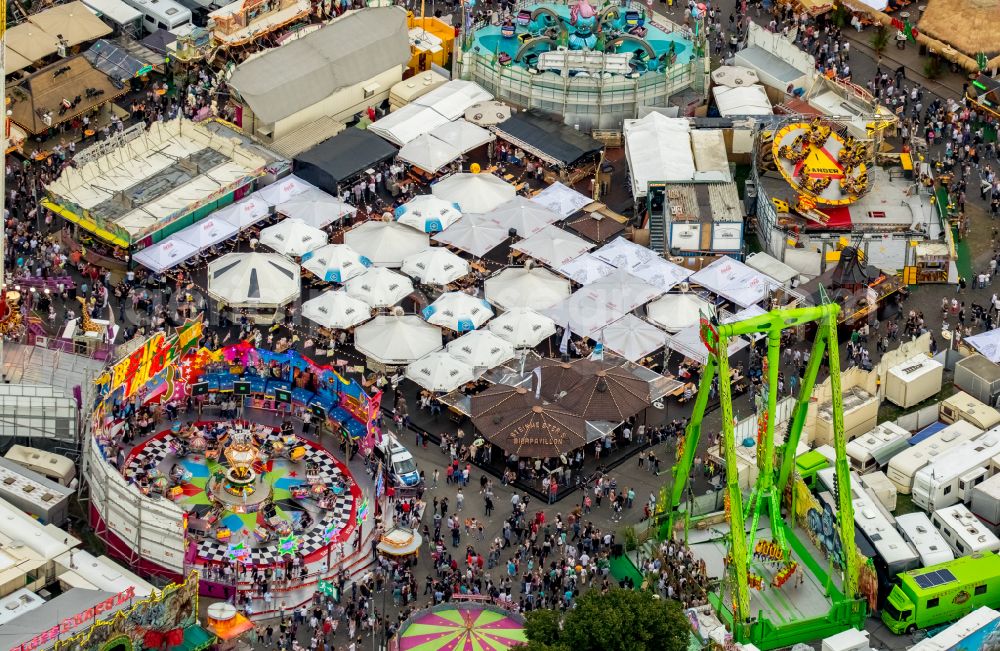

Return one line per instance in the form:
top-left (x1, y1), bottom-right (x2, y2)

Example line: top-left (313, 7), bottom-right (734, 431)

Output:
top-left (870, 26), bottom-right (889, 60)
top-left (517, 590), bottom-right (690, 651)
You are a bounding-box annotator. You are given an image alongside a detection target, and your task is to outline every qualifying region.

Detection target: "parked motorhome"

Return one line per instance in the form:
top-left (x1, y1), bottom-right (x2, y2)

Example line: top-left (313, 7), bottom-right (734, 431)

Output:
top-left (896, 512), bottom-right (955, 568)
top-left (845, 422), bottom-right (911, 475)
top-left (911, 432), bottom-right (1000, 511)
top-left (932, 504), bottom-right (1000, 556)
top-left (972, 472), bottom-right (1000, 531)
top-left (3, 446), bottom-right (75, 487)
top-left (887, 421), bottom-right (984, 494)
top-left (941, 391), bottom-right (1000, 430)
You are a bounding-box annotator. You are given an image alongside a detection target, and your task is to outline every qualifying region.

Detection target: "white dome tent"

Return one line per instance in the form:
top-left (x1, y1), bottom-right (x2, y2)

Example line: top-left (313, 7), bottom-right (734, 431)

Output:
top-left (405, 351), bottom-right (478, 393)
top-left (344, 220), bottom-right (430, 267)
top-left (431, 173), bottom-right (516, 214)
top-left (259, 218), bottom-right (328, 257)
top-left (355, 314), bottom-right (443, 366)
top-left (401, 247), bottom-right (470, 286)
top-left (207, 253), bottom-right (300, 321)
top-left (300, 290), bottom-right (373, 330)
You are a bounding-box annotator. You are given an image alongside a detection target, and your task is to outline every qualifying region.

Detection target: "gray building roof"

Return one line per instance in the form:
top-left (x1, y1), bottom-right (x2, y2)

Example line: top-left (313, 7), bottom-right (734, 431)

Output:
top-left (228, 7), bottom-right (410, 125)
top-left (0, 588), bottom-right (126, 651)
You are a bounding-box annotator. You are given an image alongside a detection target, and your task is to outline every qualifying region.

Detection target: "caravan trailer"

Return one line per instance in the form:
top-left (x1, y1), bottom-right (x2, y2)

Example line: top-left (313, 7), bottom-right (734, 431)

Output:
top-left (911, 432), bottom-right (1000, 511)
top-left (885, 354), bottom-right (944, 409)
top-left (3, 446), bottom-right (75, 487)
top-left (972, 472), bottom-right (1000, 531)
top-left (932, 504), bottom-right (1000, 556)
top-left (845, 422), bottom-right (912, 475)
top-left (940, 391), bottom-right (1000, 430)
top-left (896, 512), bottom-right (955, 568)
top-left (887, 421), bottom-right (984, 494)
top-left (909, 606), bottom-right (1000, 651)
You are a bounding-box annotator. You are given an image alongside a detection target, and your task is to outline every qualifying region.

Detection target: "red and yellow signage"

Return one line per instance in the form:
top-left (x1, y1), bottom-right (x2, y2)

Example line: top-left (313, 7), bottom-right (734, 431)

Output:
top-left (771, 120), bottom-right (871, 206)
top-left (12, 587), bottom-right (136, 651)
top-left (95, 318), bottom-right (203, 399)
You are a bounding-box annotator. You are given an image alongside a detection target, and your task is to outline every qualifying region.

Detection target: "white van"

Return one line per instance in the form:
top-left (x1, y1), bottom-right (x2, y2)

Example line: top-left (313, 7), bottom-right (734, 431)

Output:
top-left (121, 0), bottom-right (192, 33)
top-left (886, 420), bottom-right (983, 494)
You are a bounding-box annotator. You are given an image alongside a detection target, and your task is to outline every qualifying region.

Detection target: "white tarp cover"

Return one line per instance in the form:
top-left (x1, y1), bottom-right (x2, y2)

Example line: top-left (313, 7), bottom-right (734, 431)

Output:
top-left (133, 238), bottom-right (199, 273)
top-left (623, 113), bottom-right (695, 198)
top-left (276, 188), bottom-right (356, 228)
top-left (432, 173), bottom-right (516, 214)
top-left (175, 217), bottom-right (239, 251)
top-left (486, 196), bottom-right (561, 237)
top-left (256, 175), bottom-right (316, 206)
top-left (593, 237), bottom-right (657, 269)
top-left (432, 215), bottom-right (509, 258)
top-left (344, 220), bottom-right (430, 267)
top-left (355, 314), bottom-right (443, 365)
top-left (429, 119), bottom-right (495, 154)
top-left (667, 322), bottom-right (748, 364)
top-left (557, 253), bottom-right (616, 285)
top-left (966, 329), bottom-right (1000, 363)
top-left (629, 257), bottom-right (695, 293)
top-left (484, 265), bottom-right (572, 311)
top-left (207, 252), bottom-right (300, 307)
top-left (530, 181), bottom-right (592, 219)
top-left (645, 293), bottom-right (716, 332)
top-left (599, 314), bottom-right (666, 362)
top-left (412, 80), bottom-right (493, 121)
top-left (512, 225), bottom-right (594, 268)
top-left (369, 103), bottom-right (451, 147)
top-left (545, 269), bottom-right (663, 337)
top-left (690, 257), bottom-right (779, 307)
top-left (713, 85), bottom-right (773, 117)
top-left (213, 195), bottom-right (270, 229)
top-left (397, 133), bottom-right (462, 174)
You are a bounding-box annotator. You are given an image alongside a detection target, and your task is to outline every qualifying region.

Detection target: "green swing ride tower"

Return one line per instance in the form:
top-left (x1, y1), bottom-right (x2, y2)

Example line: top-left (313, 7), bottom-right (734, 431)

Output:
top-left (662, 301), bottom-right (868, 649)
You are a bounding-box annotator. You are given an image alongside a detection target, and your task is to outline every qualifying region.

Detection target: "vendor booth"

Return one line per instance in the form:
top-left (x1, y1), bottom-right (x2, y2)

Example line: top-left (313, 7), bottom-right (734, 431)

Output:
top-left (293, 129), bottom-right (399, 196)
top-left (492, 110), bottom-right (604, 171)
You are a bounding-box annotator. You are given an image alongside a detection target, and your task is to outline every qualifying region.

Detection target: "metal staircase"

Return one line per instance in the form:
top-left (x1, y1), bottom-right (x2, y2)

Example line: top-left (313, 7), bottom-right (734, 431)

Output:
top-left (649, 209), bottom-right (666, 254)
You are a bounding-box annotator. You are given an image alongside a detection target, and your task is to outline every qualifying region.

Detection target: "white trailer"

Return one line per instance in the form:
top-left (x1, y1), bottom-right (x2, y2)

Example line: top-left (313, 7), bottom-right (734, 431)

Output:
top-left (931, 503), bottom-right (1000, 556)
top-left (911, 432), bottom-right (1000, 511)
top-left (845, 422), bottom-right (912, 475)
top-left (895, 512), bottom-right (954, 568)
top-left (940, 391), bottom-right (1000, 430)
top-left (909, 606), bottom-right (1000, 651)
top-left (885, 354), bottom-right (944, 409)
top-left (887, 420), bottom-right (984, 494)
top-left (972, 472), bottom-right (1000, 530)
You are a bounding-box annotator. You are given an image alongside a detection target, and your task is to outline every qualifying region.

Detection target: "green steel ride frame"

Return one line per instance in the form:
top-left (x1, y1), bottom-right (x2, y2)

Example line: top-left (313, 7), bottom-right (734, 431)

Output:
top-left (666, 303), bottom-right (861, 641)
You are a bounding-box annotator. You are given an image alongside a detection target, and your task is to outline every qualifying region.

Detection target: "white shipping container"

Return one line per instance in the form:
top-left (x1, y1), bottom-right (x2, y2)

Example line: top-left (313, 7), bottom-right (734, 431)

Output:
top-left (885, 354), bottom-right (944, 409)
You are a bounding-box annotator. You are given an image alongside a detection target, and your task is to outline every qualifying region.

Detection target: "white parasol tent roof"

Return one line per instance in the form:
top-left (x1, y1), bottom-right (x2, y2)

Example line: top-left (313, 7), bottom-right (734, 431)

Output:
top-left (405, 351), bottom-right (478, 393)
top-left (512, 225), bottom-right (593, 268)
top-left (276, 188), bottom-right (356, 229)
top-left (395, 195), bottom-right (463, 233)
top-left (256, 175), bottom-right (315, 206)
top-left (344, 267), bottom-right (415, 307)
top-left (397, 133), bottom-right (461, 174)
top-left (355, 314), bottom-right (443, 365)
top-left (422, 291), bottom-right (495, 332)
top-left (593, 236), bottom-right (657, 270)
top-left (557, 253), bottom-right (615, 285)
top-left (484, 265), bottom-right (571, 311)
top-left (432, 173), bottom-right (516, 214)
top-left (430, 119), bottom-right (495, 154)
top-left (401, 247), bottom-right (470, 286)
top-left (301, 244), bottom-right (371, 283)
top-left (689, 257), bottom-right (778, 308)
top-left (645, 293), bottom-right (716, 332)
top-left (628, 257), bottom-right (694, 293)
top-left (545, 269), bottom-right (663, 337)
top-left (259, 218), bottom-right (328, 257)
top-left (600, 314), bottom-right (666, 362)
top-left (175, 217), bottom-right (239, 251)
top-left (301, 290), bottom-right (372, 329)
top-left (446, 330), bottom-right (515, 369)
top-left (345, 220), bottom-right (430, 267)
top-left (485, 196), bottom-right (561, 237)
top-left (432, 215), bottom-right (508, 258)
top-left (530, 181), bottom-right (592, 219)
top-left (213, 195), bottom-right (270, 229)
top-left (487, 308), bottom-right (556, 348)
top-left (967, 328), bottom-right (1000, 363)
top-left (133, 238), bottom-right (199, 273)
top-left (207, 253), bottom-right (300, 308)
top-left (667, 322), bottom-right (747, 364)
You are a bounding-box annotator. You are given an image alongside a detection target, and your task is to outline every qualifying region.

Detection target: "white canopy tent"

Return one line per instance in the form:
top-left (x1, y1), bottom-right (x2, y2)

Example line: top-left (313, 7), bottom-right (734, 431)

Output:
top-left (275, 188), bottom-right (356, 229)
top-left (545, 269), bottom-right (663, 337)
top-left (690, 257), bottom-right (778, 308)
top-left (485, 196), bottom-right (561, 237)
top-left (645, 293), bottom-right (716, 332)
top-left (744, 252), bottom-right (802, 287)
top-left (628, 257), bottom-right (694, 293)
top-left (966, 329), bottom-right (1000, 363)
top-left (369, 103), bottom-right (451, 146)
top-left (600, 314), bottom-right (666, 362)
top-left (512, 225), bottom-right (593, 268)
top-left (432, 173), bottom-right (516, 214)
top-left (175, 217), bottom-right (240, 251)
top-left (487, 308), bottom-right (556, 348)
top-left (713, 85), bottom-right (773, 117)
top-left (429, 119), bottom-right (494, 154)
top-left (207, 253), bottom-right (300, 308)
top-left (530, 182), bottom-right (592, 219)
top-left (412, 80), bottom-right (493, 120)
top-left (432, 215), bottom-right (509, 258)
top-left (623, 113), bottom-right (695, 198)
top-left (401, 247), bottom-right (470, 286)
top-left (446, 330), bottom-right (515, 369)
top-left (300, 244), bottom-right (371, 283)
top-left (484, 265), bottom-right (572, 311)
top-left (344, 267), bottom-right (415, 307)
top-left (214, 196), bottom-right (271, 229)
top-left (344, 220), bottom-right (430, 267)
top-left (256, 175), bottom-right (316, 206)
top-left (259, 218), bottom-right (328, 257)
top-left (355, 315), bottom-right (443, 365)
top-left (593, 237), bottom-right (657, 270)
top-left (397, 134), bottom-right (462, 174)
top-left (557, 253), bottom-right (616, 285)
top-left (301, 290), bottom-right (373, 330)
top-left (422, 291), bottom-right (495, 332)
top-left (132, 238), bottom-right (199, 273)
top-left (405, 351), bottom-right (478, 393)
top-left (395, 195), bottom-right (463, 233)
top-left (666, 322), bottom-right (748, 364)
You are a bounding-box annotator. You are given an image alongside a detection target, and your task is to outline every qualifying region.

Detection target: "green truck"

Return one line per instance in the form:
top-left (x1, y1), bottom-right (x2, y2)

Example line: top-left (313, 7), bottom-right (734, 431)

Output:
top-left (882, 552), bottom-right (1000, 634)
